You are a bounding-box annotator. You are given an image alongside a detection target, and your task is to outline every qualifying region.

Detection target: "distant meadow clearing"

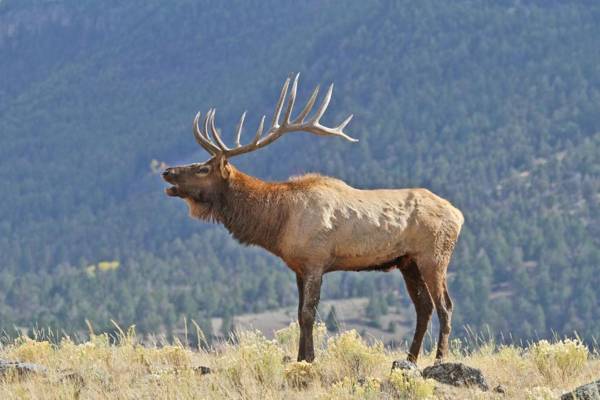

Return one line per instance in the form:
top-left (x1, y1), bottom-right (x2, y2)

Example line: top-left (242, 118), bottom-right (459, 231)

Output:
top-left (0, 323), bottom-right (597, 399)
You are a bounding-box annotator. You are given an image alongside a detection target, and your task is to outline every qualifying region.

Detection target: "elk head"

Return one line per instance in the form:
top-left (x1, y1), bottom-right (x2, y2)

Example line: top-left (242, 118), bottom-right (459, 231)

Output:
top-left (162, 155), bottom-right (230, 197)
top-left (162, 73), bottom-right (357, 217)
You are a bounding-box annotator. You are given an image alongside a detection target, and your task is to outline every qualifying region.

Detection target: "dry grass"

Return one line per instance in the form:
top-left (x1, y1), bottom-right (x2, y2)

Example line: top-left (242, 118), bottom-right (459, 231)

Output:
top-left (0, 324), bottom-right (597, 399)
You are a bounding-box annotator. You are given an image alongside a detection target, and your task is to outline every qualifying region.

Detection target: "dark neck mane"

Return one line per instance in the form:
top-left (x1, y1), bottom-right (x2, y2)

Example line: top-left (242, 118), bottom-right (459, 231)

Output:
top-left (216, 170), bottom-right (289, 255)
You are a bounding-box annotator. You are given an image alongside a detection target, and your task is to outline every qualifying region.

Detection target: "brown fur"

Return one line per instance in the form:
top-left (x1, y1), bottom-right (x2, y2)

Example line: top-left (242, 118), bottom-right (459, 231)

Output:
top-left (177, 162), bottom-right (316, 255)
top-left (216, 171), bottom-right (290, 255)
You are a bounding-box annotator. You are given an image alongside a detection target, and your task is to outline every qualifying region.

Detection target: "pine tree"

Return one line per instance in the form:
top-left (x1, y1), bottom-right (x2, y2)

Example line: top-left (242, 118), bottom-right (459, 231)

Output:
top-left (388, 320), bottom-right (397, 333)
top-left (365, 294), bottom-right (383, 328)
top-left (325, 306), bottom-right (339, 332)
top-left (220, 312), bottom-right (235, 338)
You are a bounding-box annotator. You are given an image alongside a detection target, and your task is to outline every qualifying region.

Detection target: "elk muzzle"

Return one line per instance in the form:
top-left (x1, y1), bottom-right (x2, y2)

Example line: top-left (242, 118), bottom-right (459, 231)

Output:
top-left (162, 168), bottom-right (181, 197)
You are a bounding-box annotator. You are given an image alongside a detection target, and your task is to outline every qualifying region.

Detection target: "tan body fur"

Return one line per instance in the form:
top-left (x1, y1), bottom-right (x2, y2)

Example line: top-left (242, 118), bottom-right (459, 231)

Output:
top-left (277, 174), bottom-right (463, 276)
top-left (185, 167), bottom-right (463, 276)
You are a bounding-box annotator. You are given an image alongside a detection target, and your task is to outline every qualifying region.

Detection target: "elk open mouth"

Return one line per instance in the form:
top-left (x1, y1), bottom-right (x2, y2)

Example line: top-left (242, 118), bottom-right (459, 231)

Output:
top-left (162, 173), bottom-right (184, 197)
top-left (165, 186), bottom-right (181, 197)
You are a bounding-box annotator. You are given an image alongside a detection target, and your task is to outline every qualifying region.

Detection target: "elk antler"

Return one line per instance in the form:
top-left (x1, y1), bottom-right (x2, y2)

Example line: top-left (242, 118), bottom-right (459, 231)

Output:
top-left (192, 73), bottom-right (357, 157)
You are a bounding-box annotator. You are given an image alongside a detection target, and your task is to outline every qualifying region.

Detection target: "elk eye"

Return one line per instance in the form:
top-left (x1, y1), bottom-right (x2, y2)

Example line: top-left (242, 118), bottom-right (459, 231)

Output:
top-left (196, 166), bottom-right (210, 175)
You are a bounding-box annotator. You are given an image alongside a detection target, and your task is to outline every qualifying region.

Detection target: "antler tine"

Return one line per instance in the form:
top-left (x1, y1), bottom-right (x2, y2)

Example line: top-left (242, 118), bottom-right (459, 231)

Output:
top-left (203, 109), bottom-right (212, 143)
top-left (253, 115), bottom-right (265, 144)
top-left (336, 114), bottom-right (354, 133)
top-left (293, 85), bottom-right (319, 124)
top-left (301, 82), bottom-right (357, 142)
top-left (272, 77), bottom-right (290, 128)
top-left (193, 111), bottom-right (220, 155)
top-left (283, 73), bottom-right (299, 125)
top-left (308, 117), bottom-right (358, 142)
top-left (311, 83), bottom-right (333, 124)
top-left (208, 110), bottom-right (231, 151)
top-left (234, 111), bottom-right (247, 148)
top-left (203, 109), bottom-right (224, 151)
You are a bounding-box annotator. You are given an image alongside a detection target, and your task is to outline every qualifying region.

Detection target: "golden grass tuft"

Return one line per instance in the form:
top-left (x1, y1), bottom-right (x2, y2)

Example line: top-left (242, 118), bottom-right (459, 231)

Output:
top-left (0, 327), bottom-right (597, 399)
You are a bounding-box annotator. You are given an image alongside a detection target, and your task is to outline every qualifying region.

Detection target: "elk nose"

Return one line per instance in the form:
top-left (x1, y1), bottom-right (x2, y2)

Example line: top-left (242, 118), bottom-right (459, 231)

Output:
top-left (162, 168), bottom-right (175, 178)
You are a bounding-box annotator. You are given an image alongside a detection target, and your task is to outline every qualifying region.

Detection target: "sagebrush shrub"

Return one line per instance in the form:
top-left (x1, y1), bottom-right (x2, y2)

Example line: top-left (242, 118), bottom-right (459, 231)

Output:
top-left (495, 345), bottom-right (528, 372)
top-left (274, 321), bottom-right (327, 358)
top-left (9, 337), bottom-right (53, 363)
top-left (319, 330), bottom-right (387, 381)
top-left (528, 338), bottom-right (588, 381)
top-left (284, 361), bottom-right (317, 389)
top-left (319, 376), bottom-right (381, 400)
top-left (155, 345), bottom-right (192, 369)
top-left (387, 370), bottom-right (436, 400)
top-left (218, 330), bottom-right (285, 391)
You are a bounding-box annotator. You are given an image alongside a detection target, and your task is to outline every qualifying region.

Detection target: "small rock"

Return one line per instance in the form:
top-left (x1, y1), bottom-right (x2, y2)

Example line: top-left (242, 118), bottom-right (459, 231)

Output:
top-left (422, 362), bottom-right (489, 391)
top-left (493, 384), bottom-right (507, 394)
top-left (0, 359), bottom-right (47, 378)
top-left (391, 360), bottom-right (421, 376)
top-left (561, 379), bottom-right (600, 400)
top-left (193, 366), bottom-right (212, 375)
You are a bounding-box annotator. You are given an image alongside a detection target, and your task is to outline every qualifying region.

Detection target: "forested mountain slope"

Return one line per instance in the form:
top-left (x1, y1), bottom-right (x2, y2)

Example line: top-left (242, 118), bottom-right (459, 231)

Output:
top-left (0, 0), bottom-right (598, 341)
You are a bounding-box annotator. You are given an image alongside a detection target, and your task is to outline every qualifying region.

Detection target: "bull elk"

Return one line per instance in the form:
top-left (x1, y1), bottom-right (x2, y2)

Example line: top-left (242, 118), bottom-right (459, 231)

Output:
top-left (162, 74), bottom-right (464, 363)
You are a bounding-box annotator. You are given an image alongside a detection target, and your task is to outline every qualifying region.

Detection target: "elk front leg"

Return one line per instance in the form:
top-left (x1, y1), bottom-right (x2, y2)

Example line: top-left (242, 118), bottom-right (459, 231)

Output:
top-left (297, 272), bottom-right (322, 362)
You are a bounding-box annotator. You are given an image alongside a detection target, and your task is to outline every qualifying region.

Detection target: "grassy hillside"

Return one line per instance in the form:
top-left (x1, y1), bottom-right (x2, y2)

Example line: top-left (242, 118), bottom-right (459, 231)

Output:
top-left (0, 327), bottom-right (597, 399)
top-left (0, 0), bottom-right (598, 342)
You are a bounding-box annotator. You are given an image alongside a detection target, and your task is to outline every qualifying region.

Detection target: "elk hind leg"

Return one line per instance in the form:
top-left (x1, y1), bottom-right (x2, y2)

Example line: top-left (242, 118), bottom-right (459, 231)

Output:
top-left (420, 264), bottom-right (453, 362)
top-left (400, 260), bottom-right (434, 363)
top-left (296, 274), bottom-right (305, 358)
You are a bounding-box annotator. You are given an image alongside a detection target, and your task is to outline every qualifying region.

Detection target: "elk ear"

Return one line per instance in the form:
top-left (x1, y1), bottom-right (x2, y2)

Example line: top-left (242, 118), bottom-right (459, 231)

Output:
top-left (219, 156), bottom-right (231, 179)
